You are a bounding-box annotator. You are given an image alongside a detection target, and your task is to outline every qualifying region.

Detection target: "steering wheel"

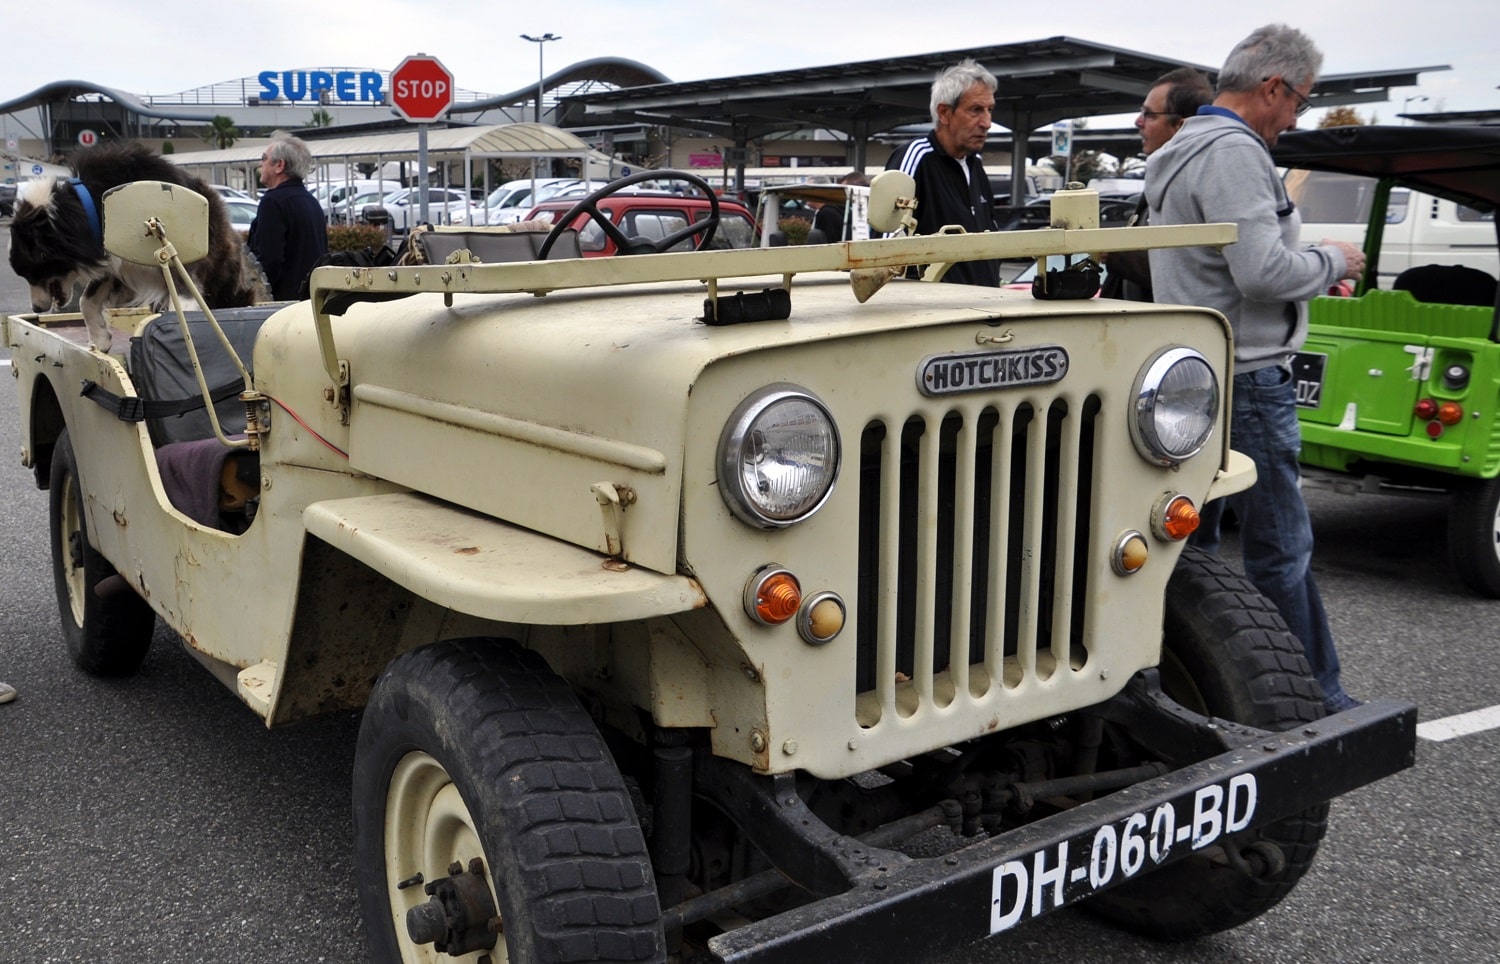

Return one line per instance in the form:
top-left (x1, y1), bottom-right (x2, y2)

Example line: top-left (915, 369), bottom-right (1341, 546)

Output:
top-left (537, 169), bottom-right (720, 259)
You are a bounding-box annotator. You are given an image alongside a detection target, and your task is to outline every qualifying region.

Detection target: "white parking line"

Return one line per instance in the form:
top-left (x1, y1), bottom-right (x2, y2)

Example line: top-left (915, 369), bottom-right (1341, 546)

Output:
top-left (1416, 704), bottom-right (1500, 742)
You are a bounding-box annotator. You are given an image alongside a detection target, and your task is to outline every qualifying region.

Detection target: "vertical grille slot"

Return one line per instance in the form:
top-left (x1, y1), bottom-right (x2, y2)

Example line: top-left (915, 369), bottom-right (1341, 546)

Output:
top-left (855, 394), bottom-right (1099, 727)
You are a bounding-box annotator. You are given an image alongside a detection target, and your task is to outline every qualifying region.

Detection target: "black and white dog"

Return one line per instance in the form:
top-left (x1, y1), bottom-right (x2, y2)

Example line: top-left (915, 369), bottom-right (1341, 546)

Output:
top-left (7, 142), bottom-right (264, 351)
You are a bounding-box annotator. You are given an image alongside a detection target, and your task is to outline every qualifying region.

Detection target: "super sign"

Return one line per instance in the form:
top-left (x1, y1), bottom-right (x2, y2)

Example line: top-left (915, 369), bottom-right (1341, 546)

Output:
top-left (390, 55), bottom-right (454, 122)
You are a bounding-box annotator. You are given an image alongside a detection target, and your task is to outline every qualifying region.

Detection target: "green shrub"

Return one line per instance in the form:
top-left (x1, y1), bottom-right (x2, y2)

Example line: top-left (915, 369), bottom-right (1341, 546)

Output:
top-left (327, 224), bottom-right (389, 253)
top-left (778, 216), bottom-right (812, 245)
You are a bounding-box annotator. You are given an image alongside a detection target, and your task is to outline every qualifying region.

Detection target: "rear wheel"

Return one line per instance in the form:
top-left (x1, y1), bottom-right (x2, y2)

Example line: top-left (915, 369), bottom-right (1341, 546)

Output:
top-left (353, 639), bottom-right (664, 963)
top-left (1086, 546), bottom-right (1328, 939)
top-left (47, 429), bottom-right (156, 675)
top-left (1448, 477), bottom-right (1500, 597)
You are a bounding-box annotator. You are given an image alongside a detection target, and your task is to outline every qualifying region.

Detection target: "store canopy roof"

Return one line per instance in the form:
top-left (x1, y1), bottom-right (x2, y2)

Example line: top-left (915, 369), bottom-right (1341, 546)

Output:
top-left (165, 122), bottom-right (603, 168)
top-left (564, 35), bottom-right (1445, 142)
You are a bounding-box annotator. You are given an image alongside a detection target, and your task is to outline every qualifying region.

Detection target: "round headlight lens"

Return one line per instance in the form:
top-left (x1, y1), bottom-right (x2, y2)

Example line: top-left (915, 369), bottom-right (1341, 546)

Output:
top-left (719, 387), bottom-right (840, 527)
top-left (1131, 347), bottom-right (1218, 466)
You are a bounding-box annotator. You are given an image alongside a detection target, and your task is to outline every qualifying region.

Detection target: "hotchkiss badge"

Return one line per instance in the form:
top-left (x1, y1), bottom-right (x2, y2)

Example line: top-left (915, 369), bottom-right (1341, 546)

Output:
top-left (918, 345), bottom-right (1070, 397)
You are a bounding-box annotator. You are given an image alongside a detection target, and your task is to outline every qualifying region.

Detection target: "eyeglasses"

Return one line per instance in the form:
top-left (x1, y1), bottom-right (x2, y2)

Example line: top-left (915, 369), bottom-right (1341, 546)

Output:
top-left (1267, 77), bottom-right (1314, 116)
top-left (1138, 110), bottom-right (1180, 120)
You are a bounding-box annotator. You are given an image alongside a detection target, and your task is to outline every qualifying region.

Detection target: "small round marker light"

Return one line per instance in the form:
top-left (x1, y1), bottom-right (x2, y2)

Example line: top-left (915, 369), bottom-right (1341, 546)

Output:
top-left (1112, 531), bottom-right (1149, 576)
top-left (1425, 420), bottom-right (1444, 439)
top-left (797, 592), bottom-right (846, 645)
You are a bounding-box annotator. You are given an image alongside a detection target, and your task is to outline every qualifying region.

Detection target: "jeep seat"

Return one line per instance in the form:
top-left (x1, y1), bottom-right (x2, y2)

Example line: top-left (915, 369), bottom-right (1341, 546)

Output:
top-left (414, 224), bottom-right (582, 265)
top-left (1392, 263), bottom-right (1497, 308)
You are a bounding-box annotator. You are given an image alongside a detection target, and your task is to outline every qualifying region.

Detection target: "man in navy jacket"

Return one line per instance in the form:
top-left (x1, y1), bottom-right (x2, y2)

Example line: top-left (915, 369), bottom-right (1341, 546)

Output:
top-left (249, 133), bottom-right (327, 301)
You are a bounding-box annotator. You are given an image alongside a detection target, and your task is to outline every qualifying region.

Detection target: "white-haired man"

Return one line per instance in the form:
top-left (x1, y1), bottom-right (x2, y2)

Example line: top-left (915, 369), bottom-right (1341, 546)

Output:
top-left (885, 59), bottom-right (1000, 286)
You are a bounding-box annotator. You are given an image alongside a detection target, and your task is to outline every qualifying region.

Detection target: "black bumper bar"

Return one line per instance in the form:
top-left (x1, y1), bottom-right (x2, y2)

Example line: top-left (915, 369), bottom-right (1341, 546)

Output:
top-left (708, 698), bottom-right (1416, 963)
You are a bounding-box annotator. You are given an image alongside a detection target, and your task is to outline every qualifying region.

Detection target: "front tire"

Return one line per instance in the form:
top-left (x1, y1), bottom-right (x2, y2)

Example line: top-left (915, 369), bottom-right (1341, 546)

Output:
top-left (1086, 546), bottom-right (1328, 940)
top-left (353, 639), bottom-right (664, 963)
top-left (1448, 477), bottom-right (1500, 597)
top-left (47, 429), bottom-right (156, 675)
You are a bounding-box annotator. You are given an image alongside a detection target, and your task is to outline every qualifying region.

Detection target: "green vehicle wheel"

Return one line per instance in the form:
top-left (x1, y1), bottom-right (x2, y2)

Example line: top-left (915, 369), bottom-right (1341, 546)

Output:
top-left (1449, 477), bottom-right (1500, 598)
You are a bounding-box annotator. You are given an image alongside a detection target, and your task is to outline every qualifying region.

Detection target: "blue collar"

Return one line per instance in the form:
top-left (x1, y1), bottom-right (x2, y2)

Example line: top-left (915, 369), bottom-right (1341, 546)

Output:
top-left (69, 178), bottom-right (103, 244)
top-left (1197, 105), bottom-right (1249, 127)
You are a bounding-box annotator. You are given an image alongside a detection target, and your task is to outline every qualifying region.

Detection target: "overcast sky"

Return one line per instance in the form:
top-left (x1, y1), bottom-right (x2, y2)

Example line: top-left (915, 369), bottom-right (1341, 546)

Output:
top-left (5, 0), bottom-right (1494, 128)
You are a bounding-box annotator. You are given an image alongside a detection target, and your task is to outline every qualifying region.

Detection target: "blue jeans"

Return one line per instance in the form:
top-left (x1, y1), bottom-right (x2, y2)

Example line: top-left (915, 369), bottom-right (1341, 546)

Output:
top-left (1191, 364), bottom-right (1350, 707)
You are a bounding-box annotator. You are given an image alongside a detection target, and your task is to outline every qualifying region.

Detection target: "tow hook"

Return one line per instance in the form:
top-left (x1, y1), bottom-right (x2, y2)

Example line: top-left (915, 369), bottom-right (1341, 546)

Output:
top-left (1224, 839), bottom-right (1288, 878)
top-left (405, 858), bottom-right (500, 955)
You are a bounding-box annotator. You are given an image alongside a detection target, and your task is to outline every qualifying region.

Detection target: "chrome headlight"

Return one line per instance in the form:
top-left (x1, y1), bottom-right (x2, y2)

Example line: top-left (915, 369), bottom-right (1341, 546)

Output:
top-left (718, 386), bottom-right (840, 527)
top-left (1130, 347), bottom-right (1218, 466)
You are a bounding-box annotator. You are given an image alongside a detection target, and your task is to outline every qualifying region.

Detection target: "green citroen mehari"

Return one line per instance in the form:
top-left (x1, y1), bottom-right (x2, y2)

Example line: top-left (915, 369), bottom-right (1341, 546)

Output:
top-left (1276, 126), bottom-right (1500, 596)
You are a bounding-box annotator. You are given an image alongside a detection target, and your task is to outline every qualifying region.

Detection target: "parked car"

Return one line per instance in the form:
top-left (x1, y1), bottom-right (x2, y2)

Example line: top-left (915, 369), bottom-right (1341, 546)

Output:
top-left (329, 189), bottom-right (391, 224)
top-left (316, 179), bottom-right (403, 222)
top-left (223, 197), bottom-right (259, 236)
top-left (0, 182), bottom-right (16, 217)
top-left (373, 186), bottom-right (475, 233)
top-left (1287, 168), bottom-right (1496, 288)
top-left (210, 184), bottom-right (253, 201)
top-left (997, 194), bottom-right (1139, 231)
top-left (525, 187), bottom-right (756, 255)
top-left (1269, 125), bottom-right (1500, 596)
top-left (486, 177), bottom-right (604, 225)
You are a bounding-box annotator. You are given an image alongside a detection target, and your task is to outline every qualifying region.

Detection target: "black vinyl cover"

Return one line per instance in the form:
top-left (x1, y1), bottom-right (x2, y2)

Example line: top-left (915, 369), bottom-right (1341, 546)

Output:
top-left (128, 305), bottom-right (280, 445)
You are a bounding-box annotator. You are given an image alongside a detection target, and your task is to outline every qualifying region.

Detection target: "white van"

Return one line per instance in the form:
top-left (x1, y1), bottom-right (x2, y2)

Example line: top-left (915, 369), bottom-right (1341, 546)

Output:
top-left (1287, 168), bottom-right (1496, 285)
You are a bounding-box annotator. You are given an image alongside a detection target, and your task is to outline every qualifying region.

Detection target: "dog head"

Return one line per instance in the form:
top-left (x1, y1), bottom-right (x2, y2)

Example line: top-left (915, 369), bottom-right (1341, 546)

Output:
top-left (7, 178), bottom-right (108, 312)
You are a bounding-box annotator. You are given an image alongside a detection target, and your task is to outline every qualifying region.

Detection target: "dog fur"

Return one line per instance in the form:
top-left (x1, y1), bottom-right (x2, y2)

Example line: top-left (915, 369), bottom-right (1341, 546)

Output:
top-left (7, 142), bottom-right (265, 351)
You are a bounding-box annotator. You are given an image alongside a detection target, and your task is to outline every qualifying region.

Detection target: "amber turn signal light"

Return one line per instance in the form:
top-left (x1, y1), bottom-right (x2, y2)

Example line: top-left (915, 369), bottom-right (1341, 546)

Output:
top-left (744, 566), bottom-right (802, 626)
top-left (1153, 494), bottom-right (1200, 542)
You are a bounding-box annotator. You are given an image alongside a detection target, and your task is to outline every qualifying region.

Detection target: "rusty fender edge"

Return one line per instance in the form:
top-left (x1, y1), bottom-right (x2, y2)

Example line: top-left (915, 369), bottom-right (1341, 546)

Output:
top-left (708, 699), bottom-right (1417, 964)
top-left (303, 493), bottom-right (705, 626)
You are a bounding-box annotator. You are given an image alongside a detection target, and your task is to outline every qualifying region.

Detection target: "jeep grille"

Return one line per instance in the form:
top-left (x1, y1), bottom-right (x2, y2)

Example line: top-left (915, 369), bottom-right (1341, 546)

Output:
top-left (854, 393), bottom-right (1101, 725)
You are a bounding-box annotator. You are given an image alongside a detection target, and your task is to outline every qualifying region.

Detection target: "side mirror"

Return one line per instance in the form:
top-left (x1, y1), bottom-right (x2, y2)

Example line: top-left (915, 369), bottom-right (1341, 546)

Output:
top-left (866, 170), bottom-right (916, 235)
top-left (102, 180), bottom-right (210, 265)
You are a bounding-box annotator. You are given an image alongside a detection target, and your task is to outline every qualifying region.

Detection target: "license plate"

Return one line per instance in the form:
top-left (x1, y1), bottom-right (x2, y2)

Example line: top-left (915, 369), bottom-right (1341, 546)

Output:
top-left (990, 772), bottom-right (1258, 933)
top-left (1292, 352), bottom-right (1327, 409)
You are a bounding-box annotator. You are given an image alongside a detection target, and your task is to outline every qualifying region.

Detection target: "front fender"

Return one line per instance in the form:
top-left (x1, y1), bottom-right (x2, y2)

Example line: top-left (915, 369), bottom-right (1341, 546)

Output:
top-left (302, 492), bottom-right (707, 624)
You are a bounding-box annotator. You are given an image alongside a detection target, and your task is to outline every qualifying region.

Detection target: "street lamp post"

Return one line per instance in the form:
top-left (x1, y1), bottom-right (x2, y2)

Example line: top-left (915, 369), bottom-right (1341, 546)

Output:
top-left (520, 33), bottom-right (562, 125)
top-left (1402, 95), bottom-right (1430, 125)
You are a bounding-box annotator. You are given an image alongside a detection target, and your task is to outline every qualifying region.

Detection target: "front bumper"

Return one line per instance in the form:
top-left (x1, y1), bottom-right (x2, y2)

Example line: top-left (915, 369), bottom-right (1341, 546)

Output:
top-left (708, 698), bottom-right (1416, 963)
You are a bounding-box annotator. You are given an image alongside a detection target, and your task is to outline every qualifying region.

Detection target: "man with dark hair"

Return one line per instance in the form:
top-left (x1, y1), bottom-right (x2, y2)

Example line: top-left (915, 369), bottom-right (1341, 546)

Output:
top-left (885, 59), bottom-right (1001, 286)
top-left (1146, 24), bottom-right (1366, 713)
top-left (249, 132), bottom-right (328, 301)
top-left (1100, 67), bottom-right (1213, 301)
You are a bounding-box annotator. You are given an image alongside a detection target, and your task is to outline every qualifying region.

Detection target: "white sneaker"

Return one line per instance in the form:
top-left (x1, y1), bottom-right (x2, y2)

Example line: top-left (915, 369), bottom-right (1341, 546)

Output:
top-left (0, 681), bottom-right (15, 704)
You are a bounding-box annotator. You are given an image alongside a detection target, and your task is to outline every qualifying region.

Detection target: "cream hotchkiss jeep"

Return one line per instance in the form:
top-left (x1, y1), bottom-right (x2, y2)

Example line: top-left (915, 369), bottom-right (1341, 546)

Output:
top-left (4, 170), bottom-right (1414, 962)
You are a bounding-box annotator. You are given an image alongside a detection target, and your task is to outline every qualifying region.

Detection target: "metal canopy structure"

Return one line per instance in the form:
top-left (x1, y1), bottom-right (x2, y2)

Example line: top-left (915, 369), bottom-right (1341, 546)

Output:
top-left (163, 123), bottom-right (621, 201)
top-left (564, 35), bottom-right (1447, 200)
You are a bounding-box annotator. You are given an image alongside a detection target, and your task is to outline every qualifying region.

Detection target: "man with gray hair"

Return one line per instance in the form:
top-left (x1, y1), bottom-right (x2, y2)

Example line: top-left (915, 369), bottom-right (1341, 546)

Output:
top-left (250, 132), bottom-right (327, 300)
top-left (885, 59), bottom-right (1000, 286)
top-left (1145, 24), bottom-right (1366, 713)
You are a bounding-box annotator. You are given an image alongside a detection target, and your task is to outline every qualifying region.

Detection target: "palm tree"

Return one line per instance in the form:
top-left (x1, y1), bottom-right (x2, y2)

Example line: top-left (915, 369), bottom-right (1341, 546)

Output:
top-left (206, 115), bottom-right (240, 150)
top-left (309, 108), bottom-right (334, 128)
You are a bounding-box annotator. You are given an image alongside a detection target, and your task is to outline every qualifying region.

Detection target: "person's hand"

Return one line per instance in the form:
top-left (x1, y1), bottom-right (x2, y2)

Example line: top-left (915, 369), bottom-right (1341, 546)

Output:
top-left (1322, 238), bottom-right (1366, 280)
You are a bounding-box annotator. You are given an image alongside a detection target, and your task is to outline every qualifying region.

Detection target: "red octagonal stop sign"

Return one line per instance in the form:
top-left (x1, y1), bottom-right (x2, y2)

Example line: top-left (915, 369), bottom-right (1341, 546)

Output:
top-left (390, 54), bottom-right (454, 123)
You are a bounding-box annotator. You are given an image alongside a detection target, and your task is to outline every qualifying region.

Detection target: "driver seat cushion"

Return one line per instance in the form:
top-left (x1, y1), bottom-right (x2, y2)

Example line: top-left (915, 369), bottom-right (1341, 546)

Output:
top-left (407, 222), bottom-right (581, 265)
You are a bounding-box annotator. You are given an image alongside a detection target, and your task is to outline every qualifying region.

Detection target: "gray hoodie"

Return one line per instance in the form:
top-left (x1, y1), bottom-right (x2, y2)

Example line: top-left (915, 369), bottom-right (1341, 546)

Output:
top-left (1145, 112), bottom-right (1347, 373)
